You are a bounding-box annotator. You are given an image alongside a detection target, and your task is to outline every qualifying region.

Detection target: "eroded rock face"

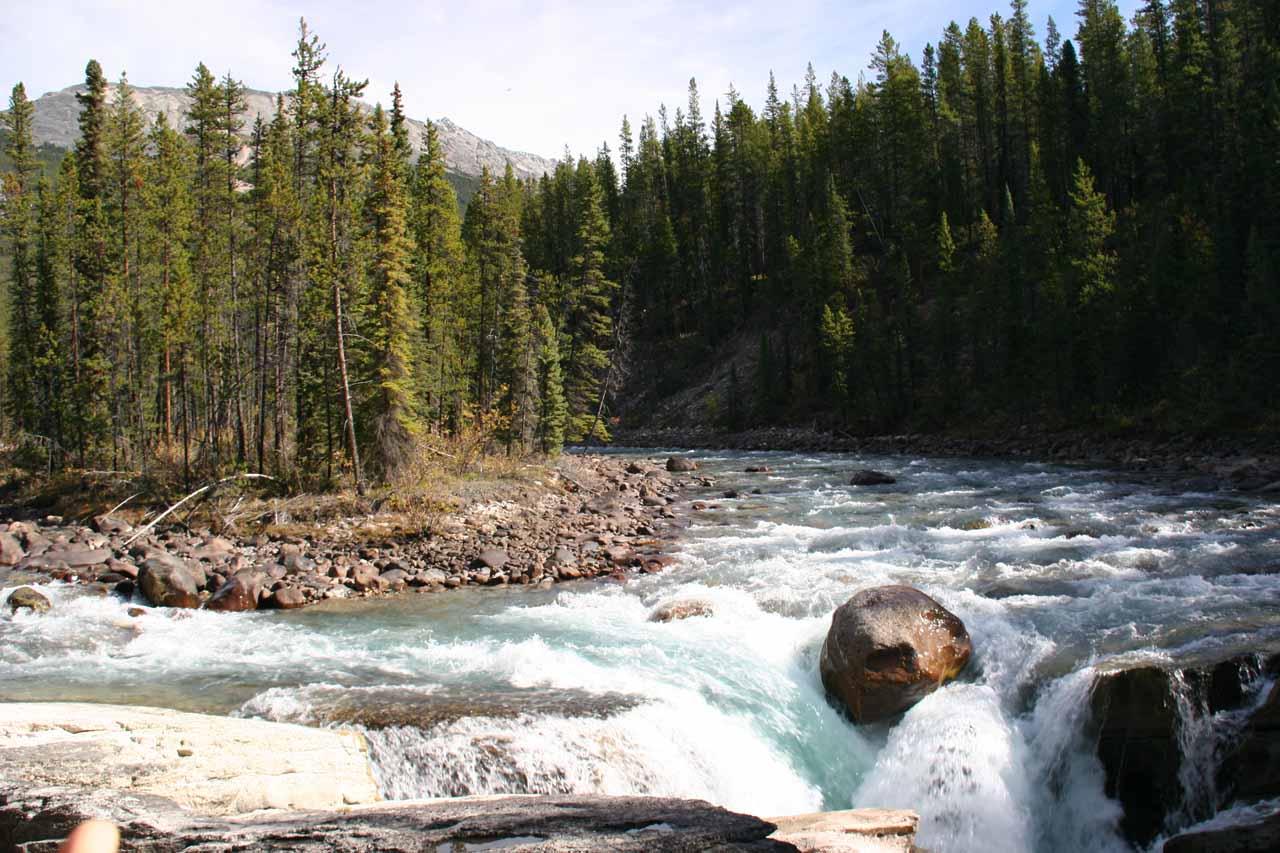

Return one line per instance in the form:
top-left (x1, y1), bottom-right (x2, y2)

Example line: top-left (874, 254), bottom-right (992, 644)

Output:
top-left (819, 585), bottom-right (971, 723)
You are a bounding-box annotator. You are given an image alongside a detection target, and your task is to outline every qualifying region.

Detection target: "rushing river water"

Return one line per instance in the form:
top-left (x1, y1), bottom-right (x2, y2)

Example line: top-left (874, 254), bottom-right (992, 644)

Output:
top-left (4, 448), bottom-right (1280, 851)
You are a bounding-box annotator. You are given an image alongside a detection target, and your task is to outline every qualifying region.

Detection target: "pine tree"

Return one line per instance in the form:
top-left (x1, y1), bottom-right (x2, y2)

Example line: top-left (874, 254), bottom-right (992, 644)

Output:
top-left (31, 175), bottom-right (66, 463)
top-left (143, 114), bottom-right (196, 469)
top-left (562, 161), bottom-right (618, 440)
top-left (3, 82), bottom-right (39, 432)
top-left (105, 73), bottom-right (147, 465)
top-left (533, 302), bottom-right (567, 455)
top-left (360, 104), bottom-right (420, 478)
top-left (71, 59), bottom-right (111, 464)
top-left (409, 119), bottom-right (468, 429)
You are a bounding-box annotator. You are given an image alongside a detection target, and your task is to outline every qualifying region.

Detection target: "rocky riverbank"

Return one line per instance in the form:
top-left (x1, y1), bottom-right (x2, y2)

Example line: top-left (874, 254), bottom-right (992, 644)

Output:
top-left (0, 702), bottom-right (922, 852)
top-left (0, 454), bottom-right (696, 614)
top-left (612, 426), bottom-right (1280, 491)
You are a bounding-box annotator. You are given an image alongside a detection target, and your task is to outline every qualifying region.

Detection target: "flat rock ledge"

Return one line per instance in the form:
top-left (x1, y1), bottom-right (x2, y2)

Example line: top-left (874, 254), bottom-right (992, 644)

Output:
top-left (0, 703), bottom-right (379, 815)
top-left (0, 702), bottom-right (921, 852)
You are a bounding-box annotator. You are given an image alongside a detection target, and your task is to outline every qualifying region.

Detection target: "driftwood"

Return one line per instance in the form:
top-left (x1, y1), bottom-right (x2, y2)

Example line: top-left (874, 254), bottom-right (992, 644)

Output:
top-left (105, 493), bottom-right (141, 517)
top-left (122, 473), bottom-right (276, 547)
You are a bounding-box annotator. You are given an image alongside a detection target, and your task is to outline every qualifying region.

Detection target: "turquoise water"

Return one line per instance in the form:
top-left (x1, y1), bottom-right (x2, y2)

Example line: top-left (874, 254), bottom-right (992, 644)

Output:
top-left (5, 448), bottom-right (1280, 851)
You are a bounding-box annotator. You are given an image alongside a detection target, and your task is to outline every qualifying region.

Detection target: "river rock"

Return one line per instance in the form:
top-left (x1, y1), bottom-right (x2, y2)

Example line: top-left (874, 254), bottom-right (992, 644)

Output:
top-left (47, 547), bottom-right (112, 568)
top-left (349, 562), bottom-right (380, 590)
top-left (473, 549), bottom-right (508, 570)
top-left (0, 702), bottom-right (378, 816)
top-left (6, 586), bottom-right (51, 614)
top-left (649, 599), bottom-right (714, 622)
top-left (819, 585), bottom-right (971, 723)
top-left (92, 514), bottom-right (132, 536)
top-left (137, 558), bottom-right (201, 608)
top-left (205, 573), bottom-right (261, 612)
top-left (0, 532), bottom-right (25, 566)
top-left (270, 587), bottom-right (306, 609)
top-left (0, 783), bottom-right (782, 852)
top-left (1220, 678), bottom-right (1280, 803)
top-left (666, 456), bottom-right (698, 472)
top-left (849, 469), bottom-right (896, 486)
top-left (1162, 811), bottom-right (1280, 853)
top-left (767, 808), bottom-right (919, 853)
top-left (1090, 665), bottom-right (1184, 845)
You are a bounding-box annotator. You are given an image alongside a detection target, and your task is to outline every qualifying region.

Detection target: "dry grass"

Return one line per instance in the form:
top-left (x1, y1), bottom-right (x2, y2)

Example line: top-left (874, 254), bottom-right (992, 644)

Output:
top-left (0, 416), bottom-right (570, 542)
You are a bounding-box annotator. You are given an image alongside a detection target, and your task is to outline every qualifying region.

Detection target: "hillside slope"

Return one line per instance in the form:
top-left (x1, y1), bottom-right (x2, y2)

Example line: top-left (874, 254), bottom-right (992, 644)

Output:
top-left (28, 83), bottom-right (556, 182)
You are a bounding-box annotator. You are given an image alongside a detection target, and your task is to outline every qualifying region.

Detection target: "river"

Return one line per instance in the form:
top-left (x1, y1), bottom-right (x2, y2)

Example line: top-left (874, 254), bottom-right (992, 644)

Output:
top-left (4, 448), bottom-right (1280, 851)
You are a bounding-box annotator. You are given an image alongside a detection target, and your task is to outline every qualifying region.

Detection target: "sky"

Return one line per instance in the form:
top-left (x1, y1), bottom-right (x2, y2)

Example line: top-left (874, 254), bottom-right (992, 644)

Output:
top-left (2, 0), bottom-right (1142, 160)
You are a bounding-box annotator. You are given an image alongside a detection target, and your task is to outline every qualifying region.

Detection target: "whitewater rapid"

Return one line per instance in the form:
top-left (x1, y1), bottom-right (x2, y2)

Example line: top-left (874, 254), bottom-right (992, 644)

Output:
top-left (4, 449), bottom-right (1279, 851)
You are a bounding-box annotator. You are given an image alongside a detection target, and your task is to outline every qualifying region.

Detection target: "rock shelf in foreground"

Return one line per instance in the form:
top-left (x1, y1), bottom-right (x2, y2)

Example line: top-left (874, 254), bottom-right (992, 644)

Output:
top-left (0, 702), bottom-right (922, 852)
top-left (0, 702), bottom-right (380, 815)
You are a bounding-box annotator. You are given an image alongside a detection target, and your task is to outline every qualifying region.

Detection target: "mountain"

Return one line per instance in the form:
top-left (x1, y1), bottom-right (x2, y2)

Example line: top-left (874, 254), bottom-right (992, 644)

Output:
top-left (26, 83), bottom-right (557, 183)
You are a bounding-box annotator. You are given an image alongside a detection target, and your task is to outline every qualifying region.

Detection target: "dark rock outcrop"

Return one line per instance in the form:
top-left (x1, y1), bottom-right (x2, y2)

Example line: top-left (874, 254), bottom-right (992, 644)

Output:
top-left (1163, 811), bottom-right (1280, 853)
top-left (0, 782), bottom-right (791, 852)
top-left (819, 585), bottom-right (971, 723)
top-left (849, 470), bottom-right (896, 486)
top-left (1090, 666), bottom-right (1185, 846)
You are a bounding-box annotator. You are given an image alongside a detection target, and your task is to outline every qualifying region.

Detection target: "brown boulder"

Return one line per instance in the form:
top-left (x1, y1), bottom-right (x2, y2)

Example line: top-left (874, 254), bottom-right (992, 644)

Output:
top-left (137, 559), bottom-right (201, 609)
top-left (205, 573), bottom-right (262, 612)
top-left (666, 457), bottom-right (698, 472)
top-left (0, 532), bottom-right (26, 566)
top-left (819, 585), bottom-right (971, 723)
top-left (7, 586), bottom-right (51, 614)
top-left (270, 587), bottom-right (306, 609)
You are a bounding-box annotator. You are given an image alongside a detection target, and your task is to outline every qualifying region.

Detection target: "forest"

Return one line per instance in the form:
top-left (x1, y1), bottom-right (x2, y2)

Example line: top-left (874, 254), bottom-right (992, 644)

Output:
top-left (1, 0), bottom-right (1277, 490)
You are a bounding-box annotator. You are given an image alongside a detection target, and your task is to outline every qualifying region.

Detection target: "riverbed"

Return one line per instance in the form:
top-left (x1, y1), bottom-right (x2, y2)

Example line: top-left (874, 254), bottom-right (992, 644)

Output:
top-left (4, 448), bottom-right (1279, 851)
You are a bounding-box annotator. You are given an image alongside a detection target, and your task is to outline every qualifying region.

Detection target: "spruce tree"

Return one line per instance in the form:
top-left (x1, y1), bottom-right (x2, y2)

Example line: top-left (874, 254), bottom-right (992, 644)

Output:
top-left (533, 302), bottom-right (567, 455)
top-left (143, 114), bottom-right (196, 467)
top-left (360, 104), bottom-right (420, 478)
top-left (3, 82), bottom-right (39, 432)
top-left (562, 161), bottom-right (617, 440)
top-left (71, 59), bottom-right (111, 464)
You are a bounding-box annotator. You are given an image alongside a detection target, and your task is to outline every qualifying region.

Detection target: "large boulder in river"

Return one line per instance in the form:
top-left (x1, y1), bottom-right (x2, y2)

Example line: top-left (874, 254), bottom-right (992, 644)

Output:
top-left (666, 456), bottom-right (698, 472)
top-left (7, 586), bottom-right (51, 614)
top-left (1163, 811), bottom-right (1280, 853)
top-left (819, 585), bottom-right (971, 723)
top-left (205, 572), bottom-right (262, 612)
top-left (137, 558), bottom-right (201, 608)
top-left (849, 469), bottom-right (896, 486)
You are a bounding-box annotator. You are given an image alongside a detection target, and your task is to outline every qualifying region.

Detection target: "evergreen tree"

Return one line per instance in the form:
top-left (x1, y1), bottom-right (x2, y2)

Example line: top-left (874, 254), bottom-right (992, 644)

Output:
top-left (561, 161), bottom-right (617, 440)
top-left (533, 302), bottom-right (567, 454)
top-left (143, 114), bottom-right (196, 470)
top-left (71, 59), bottom-right (111, 464)
top-left (3, 82), bottom-right (39, 432)
top-left (361, 104), bottom-right (420, 476)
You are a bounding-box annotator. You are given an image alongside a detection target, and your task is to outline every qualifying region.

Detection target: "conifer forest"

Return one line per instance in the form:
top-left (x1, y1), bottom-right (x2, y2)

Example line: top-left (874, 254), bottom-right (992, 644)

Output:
top-left (1, 0), bottom-right (1277, 490)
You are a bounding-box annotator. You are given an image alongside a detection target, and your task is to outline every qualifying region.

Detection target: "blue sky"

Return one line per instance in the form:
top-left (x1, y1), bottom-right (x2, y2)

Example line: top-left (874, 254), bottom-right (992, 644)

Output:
top-left (2, 1), bottom-right (1142, 159)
